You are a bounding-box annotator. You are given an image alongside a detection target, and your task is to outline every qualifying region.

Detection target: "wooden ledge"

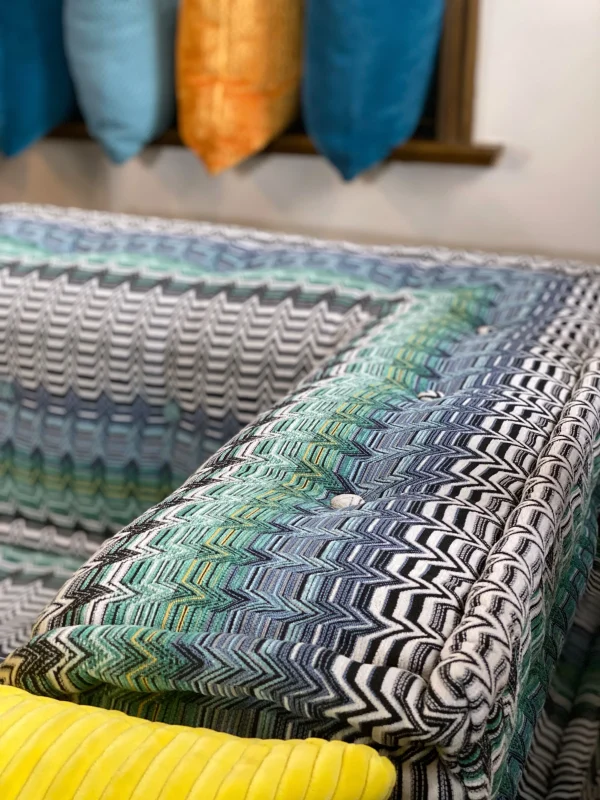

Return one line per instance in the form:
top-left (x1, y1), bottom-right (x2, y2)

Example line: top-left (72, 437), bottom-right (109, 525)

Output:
top-left (48, 122), bottom-right (502, 168)
top-left (265, 134), bottom-right (502, 166)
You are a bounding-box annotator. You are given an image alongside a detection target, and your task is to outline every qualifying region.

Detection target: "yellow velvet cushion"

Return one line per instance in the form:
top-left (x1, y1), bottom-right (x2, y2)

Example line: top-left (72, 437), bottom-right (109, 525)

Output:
top-left (0, 686), bottom-right (396, 800)
top-left (177, 0), bottom-right (303, 173)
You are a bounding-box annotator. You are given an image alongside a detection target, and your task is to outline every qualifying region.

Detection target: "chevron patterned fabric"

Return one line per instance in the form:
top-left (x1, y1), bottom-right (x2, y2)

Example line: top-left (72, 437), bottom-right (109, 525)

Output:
top-left (1, 205), bottom-right (600, 798)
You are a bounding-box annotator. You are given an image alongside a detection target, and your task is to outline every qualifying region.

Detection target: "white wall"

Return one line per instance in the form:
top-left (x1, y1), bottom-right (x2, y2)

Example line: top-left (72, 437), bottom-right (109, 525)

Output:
top-left (1, 0), bottom-right (599, 260)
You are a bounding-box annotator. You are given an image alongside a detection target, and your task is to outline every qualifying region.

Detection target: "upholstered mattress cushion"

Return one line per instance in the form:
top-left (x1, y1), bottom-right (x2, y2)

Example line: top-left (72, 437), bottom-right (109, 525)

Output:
top-left (1, 205), bottom-right (600, 799)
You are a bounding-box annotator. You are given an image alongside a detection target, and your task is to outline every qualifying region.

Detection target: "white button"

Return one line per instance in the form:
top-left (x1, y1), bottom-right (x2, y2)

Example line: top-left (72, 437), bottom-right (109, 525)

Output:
top-left (330, 494), bottom-right (365, 510)
top-left (417, 390), bottom-right (444, 402)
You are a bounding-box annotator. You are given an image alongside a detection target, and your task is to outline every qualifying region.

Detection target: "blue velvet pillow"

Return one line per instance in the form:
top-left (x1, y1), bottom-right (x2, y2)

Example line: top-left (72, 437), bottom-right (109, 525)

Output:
top-left (303, 0), bottom-right (445, 180)
top-left (63, 0), bottom-right (178, 163)
top-left (0, 1), bottom-right (76, 157)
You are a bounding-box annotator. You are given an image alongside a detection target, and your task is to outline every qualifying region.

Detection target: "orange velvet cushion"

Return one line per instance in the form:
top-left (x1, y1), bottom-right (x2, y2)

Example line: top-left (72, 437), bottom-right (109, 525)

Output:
top-left (177, 0), bottom-right (303, 174)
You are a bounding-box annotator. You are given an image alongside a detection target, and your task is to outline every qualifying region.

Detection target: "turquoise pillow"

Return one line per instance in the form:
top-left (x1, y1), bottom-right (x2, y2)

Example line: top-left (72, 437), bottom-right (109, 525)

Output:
top-left (63, 0), bottom-right (179, 163)
top-left (0, 0), bottom-right (76, 156)
top-left (303, 0), bottom-right (445, 180)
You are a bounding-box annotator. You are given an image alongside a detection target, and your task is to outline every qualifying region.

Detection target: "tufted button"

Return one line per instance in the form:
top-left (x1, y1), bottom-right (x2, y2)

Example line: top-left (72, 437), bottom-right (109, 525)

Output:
top-left (330, 494), bottom-right (365, 510)
top-left (417, 390), bottom-right (444, 402)
top-left (476, 325), bottom-right (493, 335)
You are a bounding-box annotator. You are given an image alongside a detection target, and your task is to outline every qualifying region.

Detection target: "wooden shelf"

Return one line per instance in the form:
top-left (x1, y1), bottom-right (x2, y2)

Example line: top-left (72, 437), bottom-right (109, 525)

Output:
top-left (48, 122), bottom-right (502, 168)
top-left (265, 134), bottom-right (501, 166)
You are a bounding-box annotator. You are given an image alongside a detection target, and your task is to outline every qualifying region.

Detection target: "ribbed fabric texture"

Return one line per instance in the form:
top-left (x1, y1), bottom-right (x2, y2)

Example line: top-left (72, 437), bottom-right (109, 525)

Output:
top-left (0, 686), bottom-right (396, 800)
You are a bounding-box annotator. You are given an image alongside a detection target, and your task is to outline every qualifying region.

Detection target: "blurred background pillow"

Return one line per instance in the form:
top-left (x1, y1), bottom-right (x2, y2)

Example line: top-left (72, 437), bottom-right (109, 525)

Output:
top-left (64, 0), bottom-right (178, 163)
top-left (0, 0), bottom-right (76, 156)
top-left (303, 0), bottom-right (445, 180)
top-left (177, 0), bottom-right (303, 174)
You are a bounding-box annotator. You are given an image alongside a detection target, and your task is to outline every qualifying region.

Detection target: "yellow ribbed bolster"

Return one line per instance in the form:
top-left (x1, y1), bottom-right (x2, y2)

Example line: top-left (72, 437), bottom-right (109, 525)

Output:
top-left (0, 687), bottom-right (396, 800)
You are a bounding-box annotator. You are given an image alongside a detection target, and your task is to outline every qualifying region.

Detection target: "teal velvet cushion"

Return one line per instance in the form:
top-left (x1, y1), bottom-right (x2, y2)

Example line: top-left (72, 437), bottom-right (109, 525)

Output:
top-left (303, 0), bottom-right (445, 180)
top-left (63, 0), bottom-right (179, 163)
top-left (0, 0), bottom-right (76, 156)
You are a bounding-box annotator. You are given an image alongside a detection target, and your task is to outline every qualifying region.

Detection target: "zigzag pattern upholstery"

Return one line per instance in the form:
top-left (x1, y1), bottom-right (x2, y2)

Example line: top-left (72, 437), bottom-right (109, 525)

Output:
top-left (1, 205), bottom-right (600, 798)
